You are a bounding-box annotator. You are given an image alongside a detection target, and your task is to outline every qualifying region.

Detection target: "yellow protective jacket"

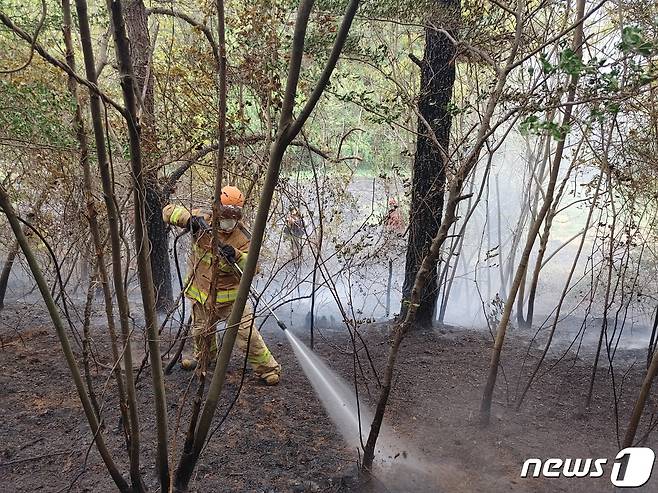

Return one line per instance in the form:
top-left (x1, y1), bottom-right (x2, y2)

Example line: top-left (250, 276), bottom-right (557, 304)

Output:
top-left (163, 204), bottom-right (250, 305)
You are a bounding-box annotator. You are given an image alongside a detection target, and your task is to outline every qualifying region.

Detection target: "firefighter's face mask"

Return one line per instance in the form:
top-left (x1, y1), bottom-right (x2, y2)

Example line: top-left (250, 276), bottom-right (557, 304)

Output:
top-left (218, 218), bottom-right (237, 232)
top-left (217, 204), bottom-right (242, 232)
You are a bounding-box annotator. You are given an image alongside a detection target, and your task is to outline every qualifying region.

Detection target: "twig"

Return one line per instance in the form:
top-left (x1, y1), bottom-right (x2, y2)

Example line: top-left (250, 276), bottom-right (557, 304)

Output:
top-left (0, 450), bottom-right (73, 467)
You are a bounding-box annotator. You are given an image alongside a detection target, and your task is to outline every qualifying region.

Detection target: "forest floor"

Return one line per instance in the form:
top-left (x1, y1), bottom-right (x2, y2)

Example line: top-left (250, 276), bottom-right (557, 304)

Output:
top-left (1, 301), bottom-right (657, 492)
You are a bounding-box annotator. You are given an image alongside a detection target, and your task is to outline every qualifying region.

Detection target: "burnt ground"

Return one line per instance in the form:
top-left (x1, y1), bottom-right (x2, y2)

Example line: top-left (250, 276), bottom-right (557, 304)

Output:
top-left (1, 301), bottom-right (657, 492)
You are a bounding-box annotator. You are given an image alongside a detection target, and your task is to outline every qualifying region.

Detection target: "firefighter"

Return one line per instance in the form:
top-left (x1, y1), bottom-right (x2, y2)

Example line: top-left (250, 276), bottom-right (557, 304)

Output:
top-left (384, 197), bottom-right (405, 234)
top-left (283, 206), bottom-right (306, 261)
top-left (162, 185), bottom-right (281, 385)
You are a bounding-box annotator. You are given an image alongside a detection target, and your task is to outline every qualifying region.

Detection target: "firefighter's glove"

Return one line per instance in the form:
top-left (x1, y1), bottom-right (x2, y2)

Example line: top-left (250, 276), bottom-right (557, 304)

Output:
top-left (188, 216), bottom-right (209, 235)
top-left (219, 244), bottom-right (236, 264)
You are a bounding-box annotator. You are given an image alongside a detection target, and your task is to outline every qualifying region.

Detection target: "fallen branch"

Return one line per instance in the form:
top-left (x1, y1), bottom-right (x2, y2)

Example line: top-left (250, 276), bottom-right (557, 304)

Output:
top-left (0, 450), bottom-right (73, 467)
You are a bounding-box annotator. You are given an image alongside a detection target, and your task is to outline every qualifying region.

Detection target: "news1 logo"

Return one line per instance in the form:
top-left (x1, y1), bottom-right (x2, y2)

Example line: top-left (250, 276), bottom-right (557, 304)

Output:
top-left (611, 448), bottom-right (655, 487)
top-left (521, 447), bottom-right (655, 487)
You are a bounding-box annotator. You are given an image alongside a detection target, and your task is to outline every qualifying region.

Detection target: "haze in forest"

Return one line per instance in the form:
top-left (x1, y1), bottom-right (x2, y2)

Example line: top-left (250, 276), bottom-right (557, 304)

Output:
top-left (1, 0), bottom-right (658, 492)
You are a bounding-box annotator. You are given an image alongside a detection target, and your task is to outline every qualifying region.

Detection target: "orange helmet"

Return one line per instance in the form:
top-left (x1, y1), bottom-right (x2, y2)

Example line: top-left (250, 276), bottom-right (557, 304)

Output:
top-left (220, 185), bottom-right (244, 207)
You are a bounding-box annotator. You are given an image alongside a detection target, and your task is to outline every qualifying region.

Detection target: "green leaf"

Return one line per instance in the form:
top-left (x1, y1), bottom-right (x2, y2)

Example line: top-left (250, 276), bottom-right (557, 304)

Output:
top-left (559, 48), bottom-right (584, 76)
top-left (539, 53), bottom-right (554, 74)
top-left (519, 115), bottom-right (540, 136)
top-left (620, 26), bottom-right (655, 56)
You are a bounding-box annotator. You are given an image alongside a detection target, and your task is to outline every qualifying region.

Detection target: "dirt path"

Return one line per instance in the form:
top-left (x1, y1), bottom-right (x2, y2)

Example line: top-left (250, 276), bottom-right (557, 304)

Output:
top-left (1, 303), bottom-right (656, 492)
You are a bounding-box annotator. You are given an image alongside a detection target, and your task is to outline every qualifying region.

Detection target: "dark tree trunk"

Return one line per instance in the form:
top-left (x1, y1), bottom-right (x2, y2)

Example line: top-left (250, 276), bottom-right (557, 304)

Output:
top-left (124, 0), bottom-right (173, 310)
top-left (145, 185), bottom-right (172, 310)
top-left (400, 1), bottom-right (457, 327)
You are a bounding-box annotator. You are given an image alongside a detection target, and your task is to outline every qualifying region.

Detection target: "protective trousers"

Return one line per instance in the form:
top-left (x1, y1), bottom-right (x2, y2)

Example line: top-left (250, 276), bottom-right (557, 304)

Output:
top-left (191, 301), bottom-right (280, 379)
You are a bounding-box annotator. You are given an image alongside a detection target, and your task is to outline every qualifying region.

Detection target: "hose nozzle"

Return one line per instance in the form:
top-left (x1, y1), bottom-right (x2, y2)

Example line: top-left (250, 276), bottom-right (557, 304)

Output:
top-left (220, 248), bottom-right (289, 332)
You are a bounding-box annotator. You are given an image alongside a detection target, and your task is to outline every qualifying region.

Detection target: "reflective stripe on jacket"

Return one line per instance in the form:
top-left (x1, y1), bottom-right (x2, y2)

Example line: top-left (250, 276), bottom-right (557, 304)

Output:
top-left (163, 203), bottom-right (250, 305)
top-left (184, 282), bottom-right (239, 304)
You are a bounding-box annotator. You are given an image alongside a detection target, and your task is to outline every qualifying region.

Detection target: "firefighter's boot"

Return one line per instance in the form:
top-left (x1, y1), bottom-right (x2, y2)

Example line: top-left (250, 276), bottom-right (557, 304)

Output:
top-left (260, 367), bottom-right (281, 386)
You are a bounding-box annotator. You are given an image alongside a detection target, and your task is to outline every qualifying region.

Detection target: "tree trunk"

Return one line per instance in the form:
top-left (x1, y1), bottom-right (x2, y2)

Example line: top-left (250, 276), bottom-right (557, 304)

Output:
top-left (400, 1), bottom-right (457, 327)
top-left (516, 271), bottom-right (527, 327)
top-left (109, 1), bottom-right (170, 489)
top-left (74, 1), bottom-right (145, 489)
top-left (516, 169), bottom-right (603, 408)
top-left (624, 310), bottom-right (658, 447)
top-left (62, 0), bottom-right (133, 460)
top-left (124, 0), bottom-right (173, 311)
top-left (479, 0), bottom-right (586, 425)
top-left (480, 154), bottom-right (562, 424)
top-left (648, 306), bottom-right (658, 369)
top-left (524, 158), bottom-right (577, 328)
top-left (0, 189), bottom-right (49, 310)
top-left (81, 267), bottom-right (102, 421)
top-left (0, 239), bottom-right (19, 311)
top-left (0, 186), bottom-right (131, 493)
top-left (147, 187), bottom-right (173, 311)
top-left (586, 172), bottom-right (616, 408)
top-left (513, 135), bottom-right (551, 327)
top-left (437, 177), bottom-right (474, 324)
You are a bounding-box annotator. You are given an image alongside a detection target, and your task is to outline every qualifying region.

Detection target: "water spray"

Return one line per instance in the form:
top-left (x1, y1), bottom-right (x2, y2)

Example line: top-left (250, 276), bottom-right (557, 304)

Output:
top-left (209, 230), bottom-right (427, 478)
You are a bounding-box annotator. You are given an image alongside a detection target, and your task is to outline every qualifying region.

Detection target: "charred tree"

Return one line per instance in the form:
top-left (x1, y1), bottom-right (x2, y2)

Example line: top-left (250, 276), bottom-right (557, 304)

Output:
top-left (400, 1), bottom-right (458, 327)
top-left (124, 0), bottom-right (173, 311)
top-left (363, 0), bottom-right (533, 465)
